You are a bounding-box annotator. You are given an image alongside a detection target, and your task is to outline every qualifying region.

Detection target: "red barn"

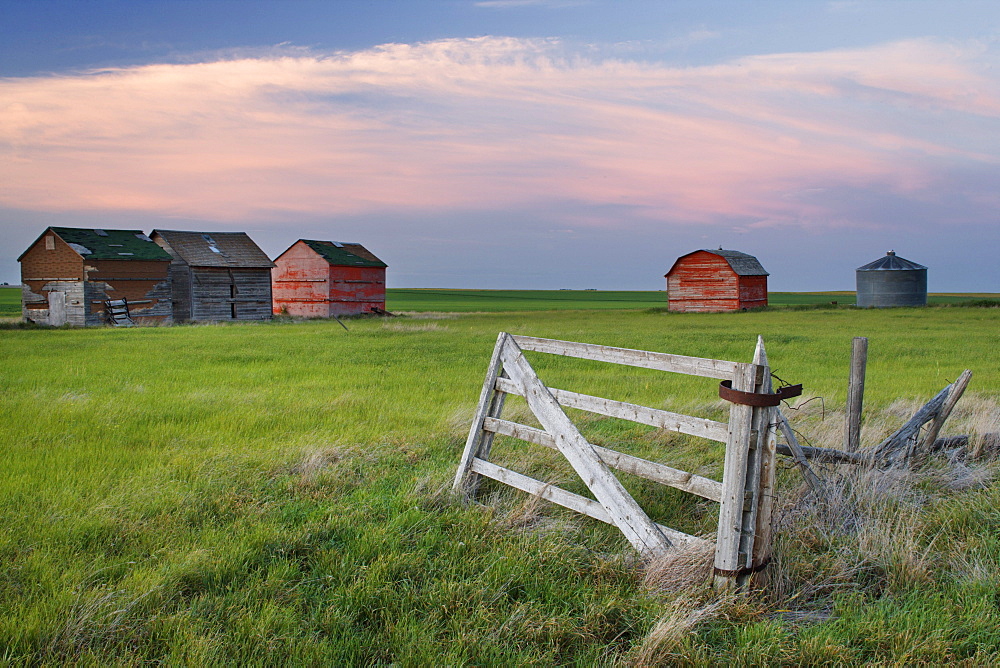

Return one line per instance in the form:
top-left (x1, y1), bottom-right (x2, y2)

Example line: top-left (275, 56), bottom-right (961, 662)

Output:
top-left (664, 249), bottom-right (768, 312)
top-left (272, 240), bottom-right (387, 317)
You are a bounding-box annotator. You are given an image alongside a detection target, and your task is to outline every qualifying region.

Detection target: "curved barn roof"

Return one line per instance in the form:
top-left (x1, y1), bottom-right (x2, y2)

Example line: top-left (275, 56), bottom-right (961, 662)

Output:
top-left (665, 249), bottom-right (769, 277)
top-left (856, 251), bottom-right (926, 271)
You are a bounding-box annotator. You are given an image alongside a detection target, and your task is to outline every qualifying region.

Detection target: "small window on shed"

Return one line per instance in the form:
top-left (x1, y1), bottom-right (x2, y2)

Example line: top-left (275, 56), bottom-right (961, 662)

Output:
top-left (45, 236), bottom-right (55, 250)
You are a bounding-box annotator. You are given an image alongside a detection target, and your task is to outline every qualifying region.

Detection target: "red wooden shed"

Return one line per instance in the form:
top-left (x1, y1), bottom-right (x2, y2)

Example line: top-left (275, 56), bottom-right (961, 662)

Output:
top-left (664, 249), bottom-right (768, 312)
top-left (272, 239), bottom-right (387, 317)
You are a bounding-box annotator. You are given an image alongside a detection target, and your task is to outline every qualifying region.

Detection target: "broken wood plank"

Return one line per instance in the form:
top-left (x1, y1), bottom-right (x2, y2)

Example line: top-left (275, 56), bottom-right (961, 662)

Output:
top-left (483, 417), bottom-right (723, 502)
top-left (494, 376), bottom-right (729, 442)
top-left (511, 335), bottom-right (741, 380)
top-left (868, 385), bottom-right (950, 463)
top-left (918, 370), bottom-right (972, 455)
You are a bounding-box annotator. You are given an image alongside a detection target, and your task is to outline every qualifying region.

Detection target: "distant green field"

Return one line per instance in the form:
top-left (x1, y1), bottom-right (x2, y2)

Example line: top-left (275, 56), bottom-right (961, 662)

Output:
top-left (0, 286), bottom-right (19, 316)
top-left (2, 286), bottom-right (997, 318)
top-left (385, 288), bottom-right (1000, 312)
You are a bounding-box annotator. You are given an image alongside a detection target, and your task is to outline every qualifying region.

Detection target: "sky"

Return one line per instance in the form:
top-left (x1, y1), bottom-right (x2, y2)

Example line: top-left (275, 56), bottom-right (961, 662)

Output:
top-left (2, 0), bottom-right (998, 291)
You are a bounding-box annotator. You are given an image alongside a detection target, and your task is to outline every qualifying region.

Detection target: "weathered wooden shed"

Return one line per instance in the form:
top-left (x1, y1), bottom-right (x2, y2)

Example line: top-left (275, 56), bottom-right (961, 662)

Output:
top-left (18, 227), bottom-right (173, 326)
top-left (664, 249), bottom-right (769, 312)
top-left (151, 230), bottom-right (274, 322)
top-left (272, 239), bottom-right (387, 317)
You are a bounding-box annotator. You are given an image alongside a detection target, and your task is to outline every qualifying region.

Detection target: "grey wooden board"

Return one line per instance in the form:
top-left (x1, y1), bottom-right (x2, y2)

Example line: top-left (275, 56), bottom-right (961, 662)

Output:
top-left (844, 337), bottom-right (868, 452)
top-left (511, 335), bottom-right (740, 380)
top-left (500, 335), bottom-right (671, 555)
top-left (454, 332), bottom-right (508, 493)
top-left (750, 337), bottom-right (777, 571)
top-left (714, 361), bottom-right (758, 587)
top-left (483, 417), bottom-right (723, 502)
top-left (494, 377), bottom-right (729, 442)
top-left (919, 370), bottom-right (972, 454)
top-left (470, 458), bottom-right (711, 550)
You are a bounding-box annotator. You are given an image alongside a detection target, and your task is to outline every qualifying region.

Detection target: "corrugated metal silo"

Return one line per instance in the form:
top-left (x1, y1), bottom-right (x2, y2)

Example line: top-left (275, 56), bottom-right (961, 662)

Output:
top-left (856, 251), bottom-right (927, 308)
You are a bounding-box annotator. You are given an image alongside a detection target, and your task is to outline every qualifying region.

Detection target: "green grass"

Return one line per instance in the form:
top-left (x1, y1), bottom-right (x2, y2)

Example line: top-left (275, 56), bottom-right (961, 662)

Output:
top-left (384, 288), bottom-right (1000, 312)
top-left (4, 286), bottom-right (997, 317)
top-left (1, 301), bottom-right (1000, 663)
top-left (0, 286), bottom-right (20, 316)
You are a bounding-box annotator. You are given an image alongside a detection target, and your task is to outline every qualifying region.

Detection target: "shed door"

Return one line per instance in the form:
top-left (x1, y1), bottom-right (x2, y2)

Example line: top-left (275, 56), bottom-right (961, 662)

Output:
top-left (48, 291), bottom-right (67, 326)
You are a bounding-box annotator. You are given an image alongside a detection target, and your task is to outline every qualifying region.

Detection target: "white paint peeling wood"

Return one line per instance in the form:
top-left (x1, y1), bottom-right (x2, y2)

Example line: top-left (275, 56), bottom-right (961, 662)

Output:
top-left (511, 335), bottom-right (740, 380)
top-left (493, 377), bottom-right (729, 442)
top-left (470, 458), bottom-right (711, 550)
top-left (499, 335), bottom-right (672, 556)
top-left (483, 417), bottom-right (724, 502)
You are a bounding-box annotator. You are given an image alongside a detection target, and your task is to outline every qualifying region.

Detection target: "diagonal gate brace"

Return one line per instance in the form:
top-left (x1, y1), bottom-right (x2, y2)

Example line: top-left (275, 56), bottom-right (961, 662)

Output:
top-left (458, 333), bottom-right (672, 556)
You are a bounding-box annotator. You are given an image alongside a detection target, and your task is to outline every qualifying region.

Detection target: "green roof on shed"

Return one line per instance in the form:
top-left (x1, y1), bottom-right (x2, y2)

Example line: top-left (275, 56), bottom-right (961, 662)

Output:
top-left (51, 227), bottom-right (173, 260)
top-left (301, 240), bottom-right (386, 267)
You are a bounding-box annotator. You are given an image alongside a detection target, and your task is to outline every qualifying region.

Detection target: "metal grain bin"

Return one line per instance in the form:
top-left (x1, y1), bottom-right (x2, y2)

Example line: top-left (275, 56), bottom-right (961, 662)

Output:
top-left (856, 251), bottom-right (927, 308)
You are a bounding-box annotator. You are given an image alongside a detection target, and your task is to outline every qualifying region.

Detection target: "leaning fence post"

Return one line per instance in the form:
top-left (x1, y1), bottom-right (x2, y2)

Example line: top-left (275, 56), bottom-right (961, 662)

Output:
top-left (454, 332), bottom-right (509, 497)
top-left (844, 336), bottom-right (868, 452)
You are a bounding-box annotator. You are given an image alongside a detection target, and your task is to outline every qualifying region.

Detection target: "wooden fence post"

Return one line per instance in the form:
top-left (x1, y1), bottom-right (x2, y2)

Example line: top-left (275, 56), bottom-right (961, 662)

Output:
top-left (714, 361), bottom-right (760, 590)
top-left (844, 337), bottom-right (868, 452)
top-left (750, 337), bottom-right (778, 583)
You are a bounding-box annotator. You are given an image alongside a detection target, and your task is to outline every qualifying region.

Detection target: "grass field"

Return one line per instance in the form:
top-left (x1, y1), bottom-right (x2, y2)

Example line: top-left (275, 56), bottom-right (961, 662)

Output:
top-left (3, 286), bottom-right (997, 317)
top-left (1, 303), bottom-right (999, 664)
top-left (385, 289), bottom-right (999, 312)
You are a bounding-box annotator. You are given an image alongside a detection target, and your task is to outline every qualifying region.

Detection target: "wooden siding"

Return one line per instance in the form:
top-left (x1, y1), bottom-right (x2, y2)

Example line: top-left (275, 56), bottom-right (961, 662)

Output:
top-left (328, 265), bottom-right (385, 316)
top-left (188, 267), bottom-right (273, 321)
top-left (666, 250), bottom-right (767, 312)
top-left (272, 240), bottom-right (386, 317)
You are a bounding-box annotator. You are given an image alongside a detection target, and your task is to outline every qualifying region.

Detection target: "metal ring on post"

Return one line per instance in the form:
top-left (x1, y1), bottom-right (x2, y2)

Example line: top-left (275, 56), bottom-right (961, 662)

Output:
top-left (719, 381), bottom-right (802, 407)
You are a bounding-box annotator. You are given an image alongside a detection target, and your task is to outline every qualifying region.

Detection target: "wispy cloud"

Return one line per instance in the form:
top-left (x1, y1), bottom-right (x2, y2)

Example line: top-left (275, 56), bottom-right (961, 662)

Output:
top-left (473, 0), bottom-right (590, 8)
top-left (1, 36), bottom-right (997, 233)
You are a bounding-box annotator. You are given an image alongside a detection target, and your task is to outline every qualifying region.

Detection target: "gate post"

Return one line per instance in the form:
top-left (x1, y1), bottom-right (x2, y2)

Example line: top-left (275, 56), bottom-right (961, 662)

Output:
top-left (714, 342), bottom-right (774, 590)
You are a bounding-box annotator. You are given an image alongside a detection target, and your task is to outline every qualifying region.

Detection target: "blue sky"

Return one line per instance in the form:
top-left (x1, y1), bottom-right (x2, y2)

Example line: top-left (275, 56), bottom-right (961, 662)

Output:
top-left (2, 0), bottom-right (998, 290)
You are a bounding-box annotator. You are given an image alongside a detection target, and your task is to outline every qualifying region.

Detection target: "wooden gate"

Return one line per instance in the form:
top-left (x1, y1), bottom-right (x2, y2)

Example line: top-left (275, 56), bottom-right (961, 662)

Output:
top-left (453, 332), bottom-right (779, 588)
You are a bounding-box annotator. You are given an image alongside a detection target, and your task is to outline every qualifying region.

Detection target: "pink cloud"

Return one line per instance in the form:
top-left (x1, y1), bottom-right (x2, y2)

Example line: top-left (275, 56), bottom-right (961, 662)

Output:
top-left (1, 36), bottom-right (997, 230)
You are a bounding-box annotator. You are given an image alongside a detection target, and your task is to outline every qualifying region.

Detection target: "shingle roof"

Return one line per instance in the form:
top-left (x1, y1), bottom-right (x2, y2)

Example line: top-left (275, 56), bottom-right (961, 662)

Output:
top-left (45, 227), bottom-right (173, 261)
top-left (301, 240), bottom-right (387, 267)
top-left (856, 251), bottom-right (926, 271)
top-left (152, 230), bottom-right (274, 268)
top-left (665, 249), bottom-right (769, 277)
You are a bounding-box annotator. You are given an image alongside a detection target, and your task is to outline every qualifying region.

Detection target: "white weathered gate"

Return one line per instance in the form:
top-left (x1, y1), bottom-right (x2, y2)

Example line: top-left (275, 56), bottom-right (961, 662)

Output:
top-left (454, 332), bottom-right (779, 588)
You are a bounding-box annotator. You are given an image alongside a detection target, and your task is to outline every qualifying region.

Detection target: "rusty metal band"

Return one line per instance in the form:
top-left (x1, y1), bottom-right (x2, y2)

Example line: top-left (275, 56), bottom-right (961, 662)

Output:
top-left (712, 557), bottom-right (772, 578)
top-left (718, 381), bottom-right (802, 407)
